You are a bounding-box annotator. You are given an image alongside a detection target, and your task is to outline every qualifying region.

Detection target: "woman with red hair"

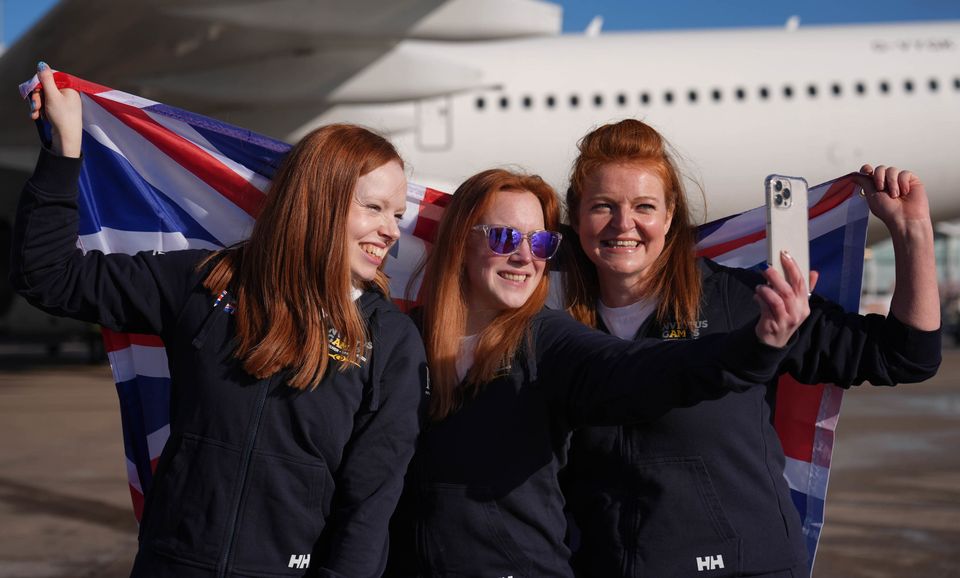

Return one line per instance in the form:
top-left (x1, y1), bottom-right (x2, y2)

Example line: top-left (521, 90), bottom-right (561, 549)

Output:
top-left (560, 118), bottom-right (941, 577)
top-left (14, 62), bottom-right (427, 577)
top-left (387, 167), bottom-right (812, 576)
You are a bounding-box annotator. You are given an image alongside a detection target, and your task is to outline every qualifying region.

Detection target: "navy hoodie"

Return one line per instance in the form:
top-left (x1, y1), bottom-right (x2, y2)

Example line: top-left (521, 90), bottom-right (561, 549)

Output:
top-left (562, 258), bottom-right (941, 578)
top-left (10, 149), bottom-right (428, 578)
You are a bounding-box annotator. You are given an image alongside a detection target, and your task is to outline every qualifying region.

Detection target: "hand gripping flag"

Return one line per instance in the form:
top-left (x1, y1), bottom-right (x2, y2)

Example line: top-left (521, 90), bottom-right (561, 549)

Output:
top-left (21, 72), bottom-right (866, 574)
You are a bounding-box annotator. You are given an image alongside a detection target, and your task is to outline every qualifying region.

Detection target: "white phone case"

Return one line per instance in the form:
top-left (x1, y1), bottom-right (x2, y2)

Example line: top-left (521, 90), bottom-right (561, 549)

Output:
top-left (765, 174), bottom-right (810, 282)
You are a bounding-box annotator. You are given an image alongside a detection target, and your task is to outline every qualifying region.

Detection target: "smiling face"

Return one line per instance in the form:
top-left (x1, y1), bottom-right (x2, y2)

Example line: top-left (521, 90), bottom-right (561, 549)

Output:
top-left (464, 190), bottom-right (547, 331)
top-left (346, 160), bottom-right (407, 283)
top-left (576, 163), bottom-right (673, 303)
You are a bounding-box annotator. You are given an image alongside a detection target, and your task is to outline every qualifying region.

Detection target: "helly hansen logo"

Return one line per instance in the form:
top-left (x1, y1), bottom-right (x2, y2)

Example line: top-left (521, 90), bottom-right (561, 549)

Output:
top-left (288, 554), bottom-right (310, 569)
top-left (696, 554), bottom-right (724, 571)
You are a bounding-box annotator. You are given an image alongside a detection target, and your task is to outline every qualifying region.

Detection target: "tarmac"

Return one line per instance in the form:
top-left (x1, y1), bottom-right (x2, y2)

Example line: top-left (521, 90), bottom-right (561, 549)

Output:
top-left (0, 343), bottom-right (958, 578)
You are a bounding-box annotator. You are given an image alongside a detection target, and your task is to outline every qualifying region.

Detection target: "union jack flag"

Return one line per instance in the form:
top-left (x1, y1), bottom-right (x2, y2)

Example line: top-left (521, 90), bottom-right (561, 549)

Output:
top-left (21, 71), bottom-right (866, 574)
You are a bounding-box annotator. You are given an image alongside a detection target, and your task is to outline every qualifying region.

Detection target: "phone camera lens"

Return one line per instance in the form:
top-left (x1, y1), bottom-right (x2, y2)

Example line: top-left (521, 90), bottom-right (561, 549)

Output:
top-left (775, 193), bottom-right (784, 205)
top-left (774, 181), bottom-right (783, 192)
top-left (783, 188), bottom-right (791, 200)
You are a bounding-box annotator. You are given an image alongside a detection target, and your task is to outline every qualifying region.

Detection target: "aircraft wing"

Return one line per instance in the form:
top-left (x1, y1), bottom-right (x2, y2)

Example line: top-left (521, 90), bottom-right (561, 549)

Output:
top-left (0, 0), bottom-right (561, 170)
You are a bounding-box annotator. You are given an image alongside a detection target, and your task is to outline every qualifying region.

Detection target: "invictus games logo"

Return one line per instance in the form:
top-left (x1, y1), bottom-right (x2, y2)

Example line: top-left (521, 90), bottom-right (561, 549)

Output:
top-left (326, 328), bottom-right (371, 366)
top-left (660, 319), bottom-right (708, 339)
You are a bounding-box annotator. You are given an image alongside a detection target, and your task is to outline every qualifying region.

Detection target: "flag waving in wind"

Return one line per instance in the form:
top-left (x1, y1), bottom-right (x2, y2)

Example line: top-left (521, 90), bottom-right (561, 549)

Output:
top-left (20, 71), bottom-right (867, 575)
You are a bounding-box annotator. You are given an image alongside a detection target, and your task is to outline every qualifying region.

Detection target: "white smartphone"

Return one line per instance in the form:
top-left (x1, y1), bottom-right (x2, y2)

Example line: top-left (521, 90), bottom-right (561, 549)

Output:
top-left (765, 174), bottom-right (810, 283)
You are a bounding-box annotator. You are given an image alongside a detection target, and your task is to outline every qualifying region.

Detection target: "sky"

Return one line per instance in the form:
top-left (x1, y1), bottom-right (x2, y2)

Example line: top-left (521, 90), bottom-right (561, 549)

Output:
top-left (3, 0), bottom-right (960, 46)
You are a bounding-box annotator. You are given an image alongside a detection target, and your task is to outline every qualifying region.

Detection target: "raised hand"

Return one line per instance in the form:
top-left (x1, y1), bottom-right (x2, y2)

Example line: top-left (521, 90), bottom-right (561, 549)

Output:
top-left (856, 164), bottom-right (932, 234)
top-left (28, 62), bottom-right (82, 158)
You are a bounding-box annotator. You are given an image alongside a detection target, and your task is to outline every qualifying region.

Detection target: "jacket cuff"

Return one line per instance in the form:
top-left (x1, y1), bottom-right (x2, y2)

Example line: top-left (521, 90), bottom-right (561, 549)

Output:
top-left (884, 312), bottom-right (942, 368)
top-left (723, 324), bottom-right (792, 384)
top-left (30, 147), bottom-right (83, 196)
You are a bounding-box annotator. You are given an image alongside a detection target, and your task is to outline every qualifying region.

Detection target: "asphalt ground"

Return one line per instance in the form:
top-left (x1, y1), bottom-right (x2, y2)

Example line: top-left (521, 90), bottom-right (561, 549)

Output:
top-left (0, 344), bottom-right (957, 578)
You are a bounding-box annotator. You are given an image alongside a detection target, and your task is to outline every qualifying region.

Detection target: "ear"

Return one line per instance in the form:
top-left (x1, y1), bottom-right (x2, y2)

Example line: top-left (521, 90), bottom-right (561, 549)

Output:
top-left (664, 205), bottom-right (674, 236)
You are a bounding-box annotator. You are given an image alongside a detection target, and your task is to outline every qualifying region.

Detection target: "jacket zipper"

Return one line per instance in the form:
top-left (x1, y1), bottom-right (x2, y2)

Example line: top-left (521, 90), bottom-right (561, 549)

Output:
top-left (621, 429), bottom-right (640, 578)
top-left (216, 376), bottom-right (272, 577)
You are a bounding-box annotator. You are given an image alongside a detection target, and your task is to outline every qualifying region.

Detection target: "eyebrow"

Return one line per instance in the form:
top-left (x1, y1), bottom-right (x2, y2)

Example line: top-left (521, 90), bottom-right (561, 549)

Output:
top-left (587, 194), bottom-right (660, 204)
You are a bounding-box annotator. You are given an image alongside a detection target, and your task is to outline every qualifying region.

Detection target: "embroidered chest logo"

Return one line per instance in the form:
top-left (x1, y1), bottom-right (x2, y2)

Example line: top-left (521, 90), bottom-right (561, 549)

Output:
top-left (212, 290), bottom-right (236, 314)
top-left (327, 327), bottom-right (371, 367)
top-left (660, 319), bottom-right (708, 339)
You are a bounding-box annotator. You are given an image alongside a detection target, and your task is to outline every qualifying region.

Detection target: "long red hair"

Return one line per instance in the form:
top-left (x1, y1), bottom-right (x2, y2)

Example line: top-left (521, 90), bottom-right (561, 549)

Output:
top-left (419, 169), bottom-right (560, 421)
top-left (564, 119), bottom-right (701, 330)
top-left (203, 124), bottom-right (401, 390)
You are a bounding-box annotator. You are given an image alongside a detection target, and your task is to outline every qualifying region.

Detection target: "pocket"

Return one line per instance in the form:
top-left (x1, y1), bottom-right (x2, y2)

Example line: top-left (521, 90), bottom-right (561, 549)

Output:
top-left (140, 433), bottom-right (242, 564)
top-left (634, 456), bottom-right (741, 577)
top-left (634, 456), bottom-right (736, 540)
top-left (571, 456), bottom-right (742, 577)
top-left (419, 483), bottom-right (533, 578)
top-left (231, 451), bottom-right (328, 575)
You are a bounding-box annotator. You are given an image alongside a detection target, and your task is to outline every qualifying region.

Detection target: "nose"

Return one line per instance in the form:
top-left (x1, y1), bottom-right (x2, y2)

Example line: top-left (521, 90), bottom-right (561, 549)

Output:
top-left (381, 213), bottom-right (401, 243)
top-left (508, 236), bottom-right (534, 263)
top-left (611, 208), bottom-right (634, 232)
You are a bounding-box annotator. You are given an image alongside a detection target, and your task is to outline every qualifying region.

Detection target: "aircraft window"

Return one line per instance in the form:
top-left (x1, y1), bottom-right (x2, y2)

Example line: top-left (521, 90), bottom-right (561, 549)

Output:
top-left (758, 86), bottom-right (770, 100)
top-left (904, 79), bottom-right (914, 93)
top-left (546, 95), bottom-right (556, 108)
top-left (570, 94), bottom-right (580, 107)
top-left (711, 88), bottom-right (722, 102)
top-left (522, 95), bottom-right (533, 108)
top-left (783, 85), bottom-right (794, 99)
top-left (735, 87), bottom-right (746, 101)
top-left (500, 96), bottom-right (509, 109)
top-left (663, 90), bottom-right (675, 104)
top-left (954, 77), bottom-right (960, 90)
top-left (831, 83), bottom-right (842, 96)
top-left (855, 82), bottom-right (866, 95)
top-left (616, 93), bottom-right (627, 106)
top-left (594, 94), bottom-right (604, 107)
top-left (879, 80), bottom-right (890, 94)
top-left (929, 78), bottom-right (939, 92)
top-left (640, 92), bottom-right (651, 105)
top-left (807, 84), bottom-right (818, 97)
top-left (476, 97), bottom-right (486, 110)
top-left (687, 90), bottom-right (698, 103)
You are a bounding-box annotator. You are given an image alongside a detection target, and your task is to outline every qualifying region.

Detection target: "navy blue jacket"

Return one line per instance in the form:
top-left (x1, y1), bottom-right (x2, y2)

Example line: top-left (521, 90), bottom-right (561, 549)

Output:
top-left (388, 304), bottom-right (796, 578)
top-left (10, 150), bottom-right (428, 578)
top-left (563, 258), bottom-right (942, 578)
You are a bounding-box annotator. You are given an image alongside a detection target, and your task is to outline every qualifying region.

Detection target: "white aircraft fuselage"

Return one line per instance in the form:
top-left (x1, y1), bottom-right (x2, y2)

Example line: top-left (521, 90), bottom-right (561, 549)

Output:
top-left (315, 21), bottom-right (960, 236)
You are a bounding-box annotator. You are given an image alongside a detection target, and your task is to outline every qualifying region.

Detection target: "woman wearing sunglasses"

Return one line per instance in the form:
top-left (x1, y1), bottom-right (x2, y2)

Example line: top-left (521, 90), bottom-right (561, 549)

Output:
top-left (386, 168), bottom-right (813, 577)
top-left (559, 119), bottom-right (941, 578)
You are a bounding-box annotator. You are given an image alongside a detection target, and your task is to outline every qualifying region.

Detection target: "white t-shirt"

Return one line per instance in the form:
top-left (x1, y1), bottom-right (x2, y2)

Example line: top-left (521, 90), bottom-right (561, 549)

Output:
top-left (456, 333), bottom-right (480, 382)
top-left (598, 298), bottom-right (657, 340)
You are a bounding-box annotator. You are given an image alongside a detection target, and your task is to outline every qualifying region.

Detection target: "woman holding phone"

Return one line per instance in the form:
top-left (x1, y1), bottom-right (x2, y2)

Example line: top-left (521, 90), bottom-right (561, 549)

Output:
top-left (14, 63), bottom-right (427, 577)
top-left (559, 118), bottom-right (941, 577)
top-left (387, 168), bottom-right (812, 577)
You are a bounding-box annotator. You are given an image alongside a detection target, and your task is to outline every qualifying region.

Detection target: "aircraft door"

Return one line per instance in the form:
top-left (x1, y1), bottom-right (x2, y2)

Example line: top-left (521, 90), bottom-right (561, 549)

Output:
top-left (416, 95), bottom-right (452, 151)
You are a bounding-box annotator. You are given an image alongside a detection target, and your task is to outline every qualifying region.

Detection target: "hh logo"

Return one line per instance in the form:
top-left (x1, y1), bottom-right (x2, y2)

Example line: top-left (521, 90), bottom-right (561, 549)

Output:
top-left (288, 554), bottom-right (310, 569)
top-left (696, 554), bottom-right (724, 571)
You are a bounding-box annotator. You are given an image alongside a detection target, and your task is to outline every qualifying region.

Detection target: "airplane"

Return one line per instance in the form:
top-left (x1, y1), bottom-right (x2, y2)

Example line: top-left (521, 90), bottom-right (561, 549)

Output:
top-left (0, 0), bottom-right (958, 346)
